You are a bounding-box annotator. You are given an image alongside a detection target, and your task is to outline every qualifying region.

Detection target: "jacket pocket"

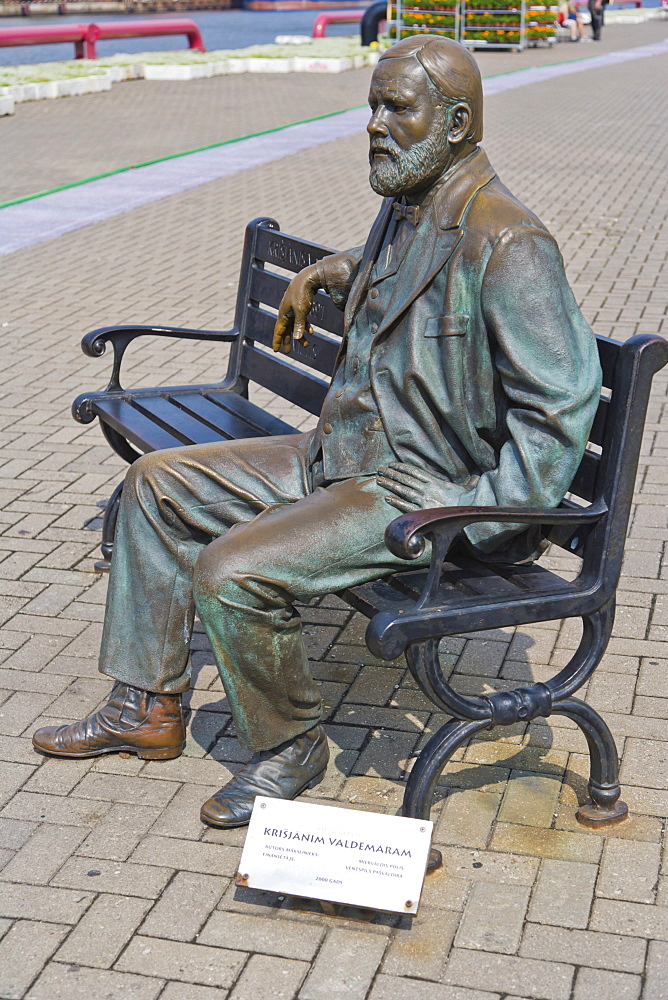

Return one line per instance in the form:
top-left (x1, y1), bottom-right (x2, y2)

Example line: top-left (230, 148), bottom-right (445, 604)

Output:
top-left (424, 314), bottom-right (469, 337)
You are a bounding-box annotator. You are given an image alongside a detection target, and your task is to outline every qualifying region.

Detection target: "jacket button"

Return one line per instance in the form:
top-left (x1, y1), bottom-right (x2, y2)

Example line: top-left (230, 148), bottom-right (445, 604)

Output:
top-left (335, 389), bottom-right (344, 398)
top-left (371, 323), bottom-right (378, 333)
top-left (323, 423), bottom-right (333, 434)
top-left (369, 288), bottom-right (379, 299)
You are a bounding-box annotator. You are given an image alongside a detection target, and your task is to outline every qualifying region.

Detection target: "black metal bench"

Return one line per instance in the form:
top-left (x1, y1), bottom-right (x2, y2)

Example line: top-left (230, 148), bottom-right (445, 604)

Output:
top-left (74, 216), bottom-right (668, 868)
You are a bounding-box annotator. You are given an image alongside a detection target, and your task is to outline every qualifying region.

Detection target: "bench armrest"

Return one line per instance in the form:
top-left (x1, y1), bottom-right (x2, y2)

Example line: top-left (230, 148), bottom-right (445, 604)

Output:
top-left (81, 324), bottom-right (239, 392)
top-left (386, 500), bottom-right (608, 609)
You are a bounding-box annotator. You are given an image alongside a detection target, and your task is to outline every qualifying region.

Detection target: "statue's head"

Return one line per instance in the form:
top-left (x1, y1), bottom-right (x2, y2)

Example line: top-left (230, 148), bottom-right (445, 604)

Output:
top-left (368, 36), bottom-right (483, 198)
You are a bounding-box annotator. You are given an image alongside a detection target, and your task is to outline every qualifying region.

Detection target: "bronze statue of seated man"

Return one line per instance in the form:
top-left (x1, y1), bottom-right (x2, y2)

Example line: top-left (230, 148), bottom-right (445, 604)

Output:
top-left (32, 36), bottom-right (602, 830)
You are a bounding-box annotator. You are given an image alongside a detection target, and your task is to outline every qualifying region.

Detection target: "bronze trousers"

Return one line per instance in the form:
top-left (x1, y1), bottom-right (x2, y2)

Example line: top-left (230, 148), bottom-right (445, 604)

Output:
top-left (98, 433), bottom-right (427, 751)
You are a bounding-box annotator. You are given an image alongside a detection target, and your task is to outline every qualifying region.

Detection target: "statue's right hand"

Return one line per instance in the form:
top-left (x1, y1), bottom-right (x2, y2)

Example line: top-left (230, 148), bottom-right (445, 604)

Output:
top-left (273, 264), bottom-right (321, 354)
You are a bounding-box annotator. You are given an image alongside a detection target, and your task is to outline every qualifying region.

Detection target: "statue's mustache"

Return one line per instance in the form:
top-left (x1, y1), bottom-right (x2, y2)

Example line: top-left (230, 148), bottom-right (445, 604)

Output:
top-left (369, 139), bottom-right (401, 160)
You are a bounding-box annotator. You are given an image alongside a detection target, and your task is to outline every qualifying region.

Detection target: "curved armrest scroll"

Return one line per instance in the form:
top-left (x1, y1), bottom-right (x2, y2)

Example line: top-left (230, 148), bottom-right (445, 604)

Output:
top-left (385, 500), bottom-right (609, 561)
top-left (81, 324), bottom-right (239, 392)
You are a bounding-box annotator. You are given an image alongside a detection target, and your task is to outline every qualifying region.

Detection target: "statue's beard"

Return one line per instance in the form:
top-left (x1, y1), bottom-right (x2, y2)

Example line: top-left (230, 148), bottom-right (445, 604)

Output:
top-left (369, 126), bottom-right (452, 197)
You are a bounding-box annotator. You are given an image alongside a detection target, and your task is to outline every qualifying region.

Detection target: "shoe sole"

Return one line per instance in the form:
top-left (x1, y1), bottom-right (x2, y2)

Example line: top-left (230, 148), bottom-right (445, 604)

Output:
top-left (31, 741), bottom-right (186, 761)
top-left (200, 768), bottom-right (326, 829)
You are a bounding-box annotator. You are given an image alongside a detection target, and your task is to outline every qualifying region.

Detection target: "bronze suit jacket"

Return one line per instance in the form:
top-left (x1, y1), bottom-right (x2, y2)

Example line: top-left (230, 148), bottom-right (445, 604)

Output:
top-left (320, 148), bottom-right (602, 559)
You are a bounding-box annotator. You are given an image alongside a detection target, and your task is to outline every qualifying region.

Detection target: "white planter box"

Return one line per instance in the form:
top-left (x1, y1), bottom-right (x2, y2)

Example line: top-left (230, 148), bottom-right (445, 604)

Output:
top-left (0, 96), bottom-right (15, 116)
top-left (143, 64), bottom-right (194, 81)
top-left (247, 57), bottom-right (295, 73)
top-left (226, 59), bottom-right (249, 73)
top-left (293, 56), bottom-right (353, 73)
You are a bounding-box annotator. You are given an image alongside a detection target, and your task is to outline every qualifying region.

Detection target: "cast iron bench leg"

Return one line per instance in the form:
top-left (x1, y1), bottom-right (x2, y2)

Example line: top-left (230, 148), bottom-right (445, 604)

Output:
top-left (95, 482), bottom-right (123, 573)
top-left (400, 597), bottom-right (627, 871)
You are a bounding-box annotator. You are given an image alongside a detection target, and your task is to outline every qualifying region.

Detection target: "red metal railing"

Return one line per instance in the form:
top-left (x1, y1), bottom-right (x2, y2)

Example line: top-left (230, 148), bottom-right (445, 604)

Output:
top-left (0, 19), bottom-right (206, 60)
top-left (311, 10), bottom-right (363, 36)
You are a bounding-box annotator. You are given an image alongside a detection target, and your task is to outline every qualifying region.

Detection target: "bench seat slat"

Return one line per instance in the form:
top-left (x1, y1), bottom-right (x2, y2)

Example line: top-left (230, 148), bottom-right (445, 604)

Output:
top-left (173, 391), bottom-right (299, 439)
top-left (132, 397), bottom-right (225, 445)
top-left (93, 398), bottom-right (186, 453)
top-left (345, 559), bottom-right (572, 626)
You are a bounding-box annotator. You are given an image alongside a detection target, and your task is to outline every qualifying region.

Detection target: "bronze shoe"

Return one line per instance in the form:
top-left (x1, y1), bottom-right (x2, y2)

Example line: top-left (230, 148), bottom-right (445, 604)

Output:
top-left (32, 681), bottom-right (185, 760)
top-left (200, 724), bottom-right (329, 828)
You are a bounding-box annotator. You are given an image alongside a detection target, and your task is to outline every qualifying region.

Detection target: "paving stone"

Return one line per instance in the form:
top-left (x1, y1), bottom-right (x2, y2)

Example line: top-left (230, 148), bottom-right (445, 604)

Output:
top-left (131, 834), bottom-right (239, 878)
top-left (369, 978), bottom-right (500, 1000)
top-left (437, 846), bottom-right (539, 885)
top-left (299, 927), bottom-right (388, 1000)
top-left (619, 737), bottom-right (668, 790)
top-left (199, 909), bottom-right (324, 960)
top-left (0, 919), bottom-right (69, 1000)
top-left (382, 908), bottom-right (459, 980)
top-left (72, 772), bottom-right (181, 807)
top-left (2, 822), bottom-right (87, 884)
top-left (25, 963), bottom-right (165, 1000)
top-left (141, 871), bottom-right (228, 943)
top-left (52, 856), bottom-right (174, 898)
top-left (0, 816), bottom-right (37, 850)
top-left (590, 897), bottom-right (668, 940)
top-left (0, 692), bottom-right (56, 736)
top-left (1, 790), bottom-right (112, 826)
top-left (490, 823), bottom-right (602, 863)
top-left (55, 893), bottom-right (152, 967)
top-left (519, 925), bottom-right (646, 973)
top-left (443, 949), bottom-right (574, 1000)
top-left (527, 859), bottom-right (597, 928)
top-left (572, 967), bottom-right (641, 1000)
top-left (352, 729), bottom-right (419, 780)
top-left (230, 954), bottom-right (309, 1000)
top-left (0, 759), bottom-right (36, 807)
top-left (116, 934), bottom-right (246, 988)
top-left (644, 940), bottom-right (668, 1000)
top-left (0, 881), bottom-right (94, 922)
top-left (434, 789), bottom-right (501, 850)
top-left (78, 802), bottom-right (163, 861)
top-left (159, 984), bottom-right (228, 1000)
top-left (497, 773), bottom-right (562, 828)
top-left (148, 782), bottom-right (220, 841)
top-left (597, 837), bottom-right (661, 903)
top-left (23, 755), bottom-right (96, 796)
top-left (455, 882), bottom-right (530, 954)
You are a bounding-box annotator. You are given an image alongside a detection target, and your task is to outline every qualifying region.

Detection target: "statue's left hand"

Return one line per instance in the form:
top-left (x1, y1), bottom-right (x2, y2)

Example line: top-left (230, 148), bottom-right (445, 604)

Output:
top-left (377, 462), bottom-right (464, 513)
top-left (273, 264), bottom-right (321, 354)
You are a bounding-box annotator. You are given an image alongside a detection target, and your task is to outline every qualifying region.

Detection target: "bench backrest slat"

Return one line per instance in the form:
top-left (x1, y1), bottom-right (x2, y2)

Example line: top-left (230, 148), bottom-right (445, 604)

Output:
top-left (240, 344), bottom-right (330, 416)
top-left (249, 266), bottom-right (344, 338)
top-left (245, 304), bottom-right (340, 376)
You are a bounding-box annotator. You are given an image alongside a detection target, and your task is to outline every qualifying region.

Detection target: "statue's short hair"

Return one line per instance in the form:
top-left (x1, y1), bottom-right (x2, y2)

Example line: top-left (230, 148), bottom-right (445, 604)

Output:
top-left (378, 35), bottom-right (483, 144)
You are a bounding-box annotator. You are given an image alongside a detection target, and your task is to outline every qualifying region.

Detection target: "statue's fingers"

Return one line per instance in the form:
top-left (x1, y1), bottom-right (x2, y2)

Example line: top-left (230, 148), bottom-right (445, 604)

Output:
top-left (378, 468), bottom-right (425, 491)
top-left (386, 462), bottom-right (431, 484)
top-left (385, 497), bottom-right (419, 512)
top-left (376, 477), bottom-right (421, 502)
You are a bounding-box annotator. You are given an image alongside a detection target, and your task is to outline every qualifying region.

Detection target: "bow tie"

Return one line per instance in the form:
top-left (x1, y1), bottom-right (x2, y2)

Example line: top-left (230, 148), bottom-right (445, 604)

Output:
top-left (392, 202), bottom-right (420, 226)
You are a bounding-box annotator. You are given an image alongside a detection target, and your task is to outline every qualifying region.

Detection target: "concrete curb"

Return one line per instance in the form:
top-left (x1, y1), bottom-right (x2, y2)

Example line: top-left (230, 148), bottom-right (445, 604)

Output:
top-left (0, 50), bottom-right (381, 114)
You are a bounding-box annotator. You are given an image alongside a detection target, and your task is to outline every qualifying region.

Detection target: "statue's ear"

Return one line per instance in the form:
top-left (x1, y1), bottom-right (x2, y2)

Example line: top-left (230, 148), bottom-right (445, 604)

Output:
top-left (447, 103), bottom-right (472, 145)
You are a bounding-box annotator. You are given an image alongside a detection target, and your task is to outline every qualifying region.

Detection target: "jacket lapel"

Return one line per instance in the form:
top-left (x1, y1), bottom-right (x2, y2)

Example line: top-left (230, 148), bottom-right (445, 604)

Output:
top-left (374, 149), bottom-right (497, 339)
top-left (343, 198), bottom-right (394, 332)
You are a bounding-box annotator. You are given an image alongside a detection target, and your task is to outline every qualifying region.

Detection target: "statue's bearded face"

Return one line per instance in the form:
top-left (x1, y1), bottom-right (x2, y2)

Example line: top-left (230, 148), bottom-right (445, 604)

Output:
top-left (367, 58), bottom-right (453, 198)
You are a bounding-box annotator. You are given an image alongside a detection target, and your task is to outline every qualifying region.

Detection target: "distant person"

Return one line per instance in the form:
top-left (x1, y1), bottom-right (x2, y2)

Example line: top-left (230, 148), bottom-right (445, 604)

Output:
top-left (559, 0), bottom-right (589, 41)
top-left (589, 0), bottom-right (607, 40)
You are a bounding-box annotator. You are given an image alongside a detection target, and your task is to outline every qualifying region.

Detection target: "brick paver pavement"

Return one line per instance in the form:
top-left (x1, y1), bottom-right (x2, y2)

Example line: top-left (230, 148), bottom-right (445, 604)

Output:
top-left (1, 22), bottom-right (667, 1000)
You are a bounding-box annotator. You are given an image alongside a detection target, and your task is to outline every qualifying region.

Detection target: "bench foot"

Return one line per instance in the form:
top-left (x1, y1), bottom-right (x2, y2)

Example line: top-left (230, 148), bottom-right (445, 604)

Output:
top-left (427, 848), bottom-right (443, 874)
top-left (576, 797), bottom-right (629, 829)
